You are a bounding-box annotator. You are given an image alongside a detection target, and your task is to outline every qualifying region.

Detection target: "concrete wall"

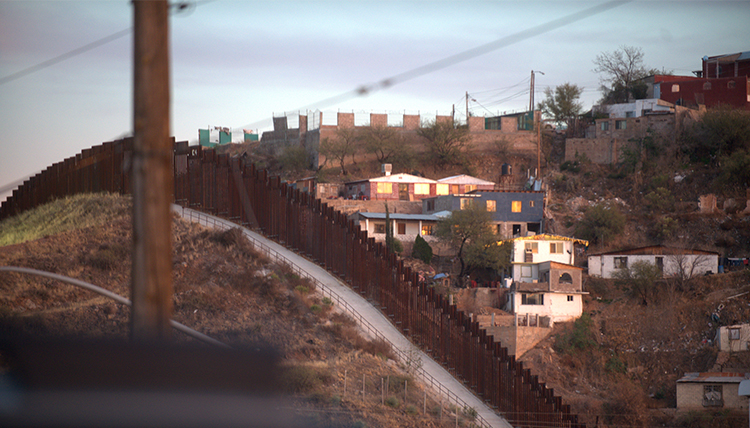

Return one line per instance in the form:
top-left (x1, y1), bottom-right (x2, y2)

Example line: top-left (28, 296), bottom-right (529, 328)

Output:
top-left (483, 325), bottom-right (552, 357)
top-left (676, 382), bottom-right (747, 410)
top-left (509, 292), bottom-right (583, 324)
top-left (716, 324), bottom-right (750, 352)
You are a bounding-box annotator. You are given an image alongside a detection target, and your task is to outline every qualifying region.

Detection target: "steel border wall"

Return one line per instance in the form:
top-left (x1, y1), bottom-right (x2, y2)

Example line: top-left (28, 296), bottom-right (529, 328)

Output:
top-left (0, 139), bottom-right (583, 428)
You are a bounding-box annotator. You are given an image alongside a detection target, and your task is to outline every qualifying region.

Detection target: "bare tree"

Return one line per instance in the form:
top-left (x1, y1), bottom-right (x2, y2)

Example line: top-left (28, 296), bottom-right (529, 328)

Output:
top-left (361, 125), bottom-right (401, 164)
top-left (319, 127), bottom-right (361, 175)
top-left (417, 119), bottom-right (471, 168)
top-left (593, 45), bottom-right (649, 104)
top-left (667, 252), bottom-right (714, 292)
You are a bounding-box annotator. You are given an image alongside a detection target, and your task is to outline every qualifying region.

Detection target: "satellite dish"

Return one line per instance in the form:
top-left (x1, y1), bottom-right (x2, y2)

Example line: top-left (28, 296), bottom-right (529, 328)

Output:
top-left (702, 56), bottom-right (709, 61)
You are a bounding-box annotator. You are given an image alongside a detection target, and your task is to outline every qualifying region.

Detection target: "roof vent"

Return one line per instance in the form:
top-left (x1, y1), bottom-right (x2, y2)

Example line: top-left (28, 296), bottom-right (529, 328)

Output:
top-left (382, 163), bottom-right (392, 176)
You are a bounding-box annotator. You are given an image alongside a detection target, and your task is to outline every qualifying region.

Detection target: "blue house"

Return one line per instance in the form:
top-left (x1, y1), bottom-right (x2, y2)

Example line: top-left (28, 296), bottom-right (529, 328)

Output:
top-left (422, 190), bottom-right (544, 238)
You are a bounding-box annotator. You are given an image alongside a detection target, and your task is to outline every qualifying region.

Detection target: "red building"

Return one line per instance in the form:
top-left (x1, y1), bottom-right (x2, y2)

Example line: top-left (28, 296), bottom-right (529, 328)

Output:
top-left (701, 51), bottom-right (750, 79)
top-left (656, 75), bottom-right (749, 110)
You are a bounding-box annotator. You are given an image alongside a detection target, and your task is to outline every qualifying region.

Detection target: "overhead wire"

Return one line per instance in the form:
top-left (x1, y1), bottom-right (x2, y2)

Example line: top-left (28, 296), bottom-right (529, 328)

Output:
top-left (234, 0), bottom-right (633, 132)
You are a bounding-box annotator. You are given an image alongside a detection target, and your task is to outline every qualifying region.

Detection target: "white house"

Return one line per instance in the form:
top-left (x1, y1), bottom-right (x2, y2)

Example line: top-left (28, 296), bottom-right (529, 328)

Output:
top-left (504, 234), bottom-right (589, 326)
top-left (348, 212), bottom-right (440, 243)
top-left (587, 246), bottom-right (719, 279)
top-left (715, 324), bottom-right (750, 353)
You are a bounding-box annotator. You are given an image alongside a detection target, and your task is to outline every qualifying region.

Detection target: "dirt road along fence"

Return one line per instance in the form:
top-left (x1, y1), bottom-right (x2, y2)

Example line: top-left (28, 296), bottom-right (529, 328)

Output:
top-left (0, 138), bottom-right (584, 428)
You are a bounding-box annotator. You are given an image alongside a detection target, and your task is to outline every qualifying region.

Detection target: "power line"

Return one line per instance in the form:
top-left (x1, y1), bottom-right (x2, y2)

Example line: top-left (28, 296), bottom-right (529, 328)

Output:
top-left (0, 28), bottom-right (132, 86)
top-left (235, 0), bottom-right (632, 132)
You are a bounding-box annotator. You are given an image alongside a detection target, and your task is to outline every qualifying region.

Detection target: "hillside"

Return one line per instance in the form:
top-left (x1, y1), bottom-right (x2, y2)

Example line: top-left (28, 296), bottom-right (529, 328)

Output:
top-left (0, 193), bottom-right (470, 428)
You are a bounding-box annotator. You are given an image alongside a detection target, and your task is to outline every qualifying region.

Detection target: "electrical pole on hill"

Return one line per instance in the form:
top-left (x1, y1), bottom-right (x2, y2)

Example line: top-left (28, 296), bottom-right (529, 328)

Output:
top-left (530, 70), bottom-right (544, 180)
top-left (131, 0), bottom-right (173, 342)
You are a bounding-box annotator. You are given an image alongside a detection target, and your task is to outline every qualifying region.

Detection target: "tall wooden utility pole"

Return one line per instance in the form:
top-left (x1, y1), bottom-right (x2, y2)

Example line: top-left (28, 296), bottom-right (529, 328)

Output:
top-left (131, 0), bottom-right (173, 342)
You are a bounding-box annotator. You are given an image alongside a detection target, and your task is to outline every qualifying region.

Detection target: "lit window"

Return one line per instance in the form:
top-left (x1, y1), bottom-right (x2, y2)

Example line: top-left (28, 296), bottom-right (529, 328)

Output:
top-left (550, 242), bottom-right (563, 254)
top-left (529, 200), bottom-right (535, 208)
top-left (421, 224), bottom-right (433, 235)
top-left (486, 200), bottom-right (496, 212)
top-left (436, 184), bottom-right (449, 195)
top-left (464, 184), bottom-right (477, 193)
top-left (672, 84), bottom-right (680, 92)
top-left (414, 183), bottom-right (430, 195)
top-left (377, 182), bottom-right (392, 194)
top-left (512, 201), bottom-right (522, 212)
top-left (460, 198), bottom-right (473, 210)
top-left (525, 242), bottom-right (538, 254)
top-left (614, 257), bottom-right (628, 269)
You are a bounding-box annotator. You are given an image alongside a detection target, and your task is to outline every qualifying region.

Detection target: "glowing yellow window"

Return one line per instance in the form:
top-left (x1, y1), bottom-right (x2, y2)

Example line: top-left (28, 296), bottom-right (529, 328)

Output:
top-left (414, 183), bottom-right (430, 195)
top-left (512, 201), bottom-right (522, 212)
top-left (377, 182), bottom-right (392, 194)
top-left (486, 200), bottom-right (496, 212)
top-left (436, 184), bottom-right (449, 195)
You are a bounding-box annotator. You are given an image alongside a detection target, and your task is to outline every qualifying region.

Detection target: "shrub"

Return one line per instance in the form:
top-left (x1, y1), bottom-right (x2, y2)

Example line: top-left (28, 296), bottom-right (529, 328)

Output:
top-left (605, 354), bottom-right (627, 374)
top-left (282, 365), bottom-right (323, 393)
top-left (385, 396), bottom-right (400, 408)
top-left (644, 187), bottom-right (675, 213)
top-left (405, 405), bottom-right (418, 415)
top-left (575, 202), bottom-right (625, 245)
top-left (278, 144), bottom-right (310, 173)
top-left (560, 160), bottom-right (581, 173)
top-left (295, 285), bottom-right (310, 294)
top-left (411, 235), bottom-right (433, 264)
top-left (555, 313), bottom-right (598, 354)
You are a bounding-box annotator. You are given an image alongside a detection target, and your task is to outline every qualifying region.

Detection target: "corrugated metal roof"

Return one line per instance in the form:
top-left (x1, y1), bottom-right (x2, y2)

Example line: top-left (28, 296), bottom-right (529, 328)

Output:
top-left (437, 174), bottom-right (495, 186)
top-left (677, 372), bottom-right (750, 383)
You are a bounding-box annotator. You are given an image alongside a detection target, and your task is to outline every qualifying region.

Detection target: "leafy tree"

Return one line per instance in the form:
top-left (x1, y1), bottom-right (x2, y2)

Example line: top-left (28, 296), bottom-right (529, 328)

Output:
top-left (612, 260), bottom-right (662, 305)
top-left (575, 202), bottom-right (625, 246)
top-left (435, 202), bottom-right (503, 282)
top-left (319, 127), bottom-right (361, 175)
top-left (538, 83), bottom-right (583, 129)
top-left (683, 106), bottom-right (750, 164)
top-left (717, 149), bottom-right (750, 189)
top-left (361, 125), bottom-right (402, 164)
top-left (384, 203), bottom-right (402, 254)
top-left (463, 236), bottom-right (512, 275)
top-left (593, 45), bottom-right (650, 104)
top-left (417, 119), bottom-right (471, 168)
top-left (411, 235), bottom-right (433, 264)
top-left (277, 144), bottom-right (309, 173)
top-left (644, 187), bottom-right (674, 213)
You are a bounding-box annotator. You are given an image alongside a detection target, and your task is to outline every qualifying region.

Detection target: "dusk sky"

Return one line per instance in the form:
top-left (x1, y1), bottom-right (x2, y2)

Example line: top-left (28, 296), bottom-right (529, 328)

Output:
top-left (1, 0), bottom-right (748, 202)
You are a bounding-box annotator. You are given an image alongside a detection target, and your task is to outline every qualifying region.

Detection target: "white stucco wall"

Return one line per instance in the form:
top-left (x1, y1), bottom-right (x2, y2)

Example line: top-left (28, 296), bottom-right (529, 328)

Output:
top-left (588, 254), bottom-right (718, 278)
top-left (509, 292), bottom-right (583, 324)
top-left (511, 239), bottom-right (575, 265)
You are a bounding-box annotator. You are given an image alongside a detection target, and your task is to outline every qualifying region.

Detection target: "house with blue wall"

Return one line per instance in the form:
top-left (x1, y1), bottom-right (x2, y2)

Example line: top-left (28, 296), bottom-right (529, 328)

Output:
top-left (422, 190), bottom-right (544, 238)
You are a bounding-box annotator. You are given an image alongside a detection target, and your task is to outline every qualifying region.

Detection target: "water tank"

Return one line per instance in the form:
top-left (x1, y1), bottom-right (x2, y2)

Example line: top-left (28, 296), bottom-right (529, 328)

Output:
top-left (501, 163), bottom-right (512, 176)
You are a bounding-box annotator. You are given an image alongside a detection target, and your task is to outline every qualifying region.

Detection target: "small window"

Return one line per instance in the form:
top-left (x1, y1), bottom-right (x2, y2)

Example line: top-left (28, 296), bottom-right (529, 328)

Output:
top-left (512, 201), bottom-right (522, 212)
top-left (397, 223), bottom-right (406, 235)
top-left (600, 121), bottom-right (610, 131)
top-left (615, 120), bottom-right (627, 130)
top-left (521, 265), bottom-right (533, 277)
top-left (550, 242), bottom-right (563, 254)
top-left (729, 328), bottom-right (741, 340)
top-left (672, 84), bottom-right (680, 93)
top-left (560, 273), bottom-right (573, 284)
top-left (703, 385), bottom-right (722, 407)
top-left (567, 295), bottom-right (574, 302)
top-left (525, 242), bottom-right (538, 253)
top-left (614, 257), bottom-right (628, 269)
top-left (460, 198), bottom-right (473, 210)
top-left (464, 184), bottom-right (477, 193)
top-left (728, 80), bottom-right (736, 89)
top-left (421, 224), bottom-right (433, 236)
top-left (529, 200), bottom-right (535, 208)
top-left (703, 82), bottom-right (712, 90)
top-left (426, 200), bottom-right (435, 212)
top-left (486, 200), bottom-right (496, 212)
top-left (374, 223), bottom-right (386, 234)
top-left (625, 111), bottom-right (635, 118)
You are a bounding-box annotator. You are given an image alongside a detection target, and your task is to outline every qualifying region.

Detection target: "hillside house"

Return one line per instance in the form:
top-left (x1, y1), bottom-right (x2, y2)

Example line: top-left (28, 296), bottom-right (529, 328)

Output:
top-left (344, 173), bottom-right (437, 201)
top-left (348, 211), bottom-right (440, 242)
top-left (422, 190), bottom-right (544, 238)
top-left (715, 324), bottom-right (750, 352)
top-left (503, 234), bottom-right (589, 326)
top-left (436, 174), bottom-right (496, 194)
top-left (676, 372), bottom-right (750, 411)
top-left (587, 246), bottom-right (719, 279)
